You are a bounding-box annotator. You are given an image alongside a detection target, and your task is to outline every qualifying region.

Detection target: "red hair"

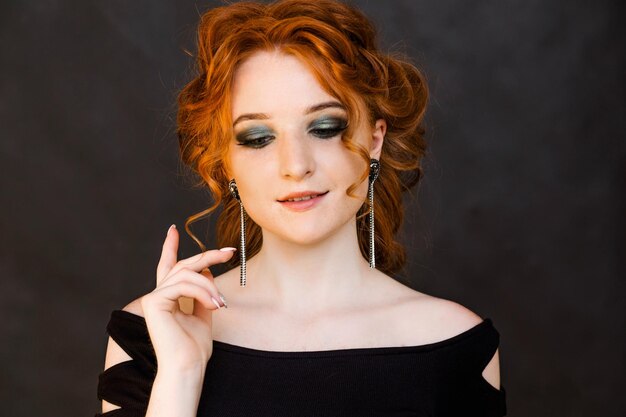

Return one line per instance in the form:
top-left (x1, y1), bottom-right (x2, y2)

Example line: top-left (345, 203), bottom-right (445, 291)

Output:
top-left (177, 0), bottom-right (428, 276)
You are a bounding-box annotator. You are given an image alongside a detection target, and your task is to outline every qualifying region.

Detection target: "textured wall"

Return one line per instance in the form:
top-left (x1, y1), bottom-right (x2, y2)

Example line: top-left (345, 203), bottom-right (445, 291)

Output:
top-left (0, 1), bottom-right (623, 416)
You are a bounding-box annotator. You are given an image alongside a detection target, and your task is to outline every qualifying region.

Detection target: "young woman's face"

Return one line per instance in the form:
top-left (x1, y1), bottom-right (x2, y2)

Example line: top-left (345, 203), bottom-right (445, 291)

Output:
top-left (227, 50), bottom-right (385, 246)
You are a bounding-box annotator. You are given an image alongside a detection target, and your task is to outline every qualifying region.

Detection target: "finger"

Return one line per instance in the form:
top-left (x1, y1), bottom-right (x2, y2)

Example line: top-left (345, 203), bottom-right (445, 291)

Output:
top-left (198, 269), bottom-right (228, 308)
top-left (165, 247), bottom-right (236, 279)
top-left (160, 268), bottom-right (226, 308)
top-left (156, 224), bottom-right (179, 286)
top-left (193, 290), bottom-right (219, 317)
top-left (148, 281), bottom-right (218, 312)
top-left (192, 295), bottom-right (210, 316)
top-left (199, 267), bottom-right (214, 281)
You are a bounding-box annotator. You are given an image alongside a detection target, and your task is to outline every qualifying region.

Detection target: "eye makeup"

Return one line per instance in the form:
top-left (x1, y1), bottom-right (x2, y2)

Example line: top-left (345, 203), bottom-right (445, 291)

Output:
top-left (307, 116), bottom-right (348, 138)
top-left (235, 126), bottom-right (275, 148)
top-left (234, 115), bottom-right (349, 148)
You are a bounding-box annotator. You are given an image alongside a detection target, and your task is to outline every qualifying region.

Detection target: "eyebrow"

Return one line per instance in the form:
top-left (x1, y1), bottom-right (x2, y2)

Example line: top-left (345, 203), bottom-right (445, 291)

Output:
top-left (232, 101), bottom-right (346, 127)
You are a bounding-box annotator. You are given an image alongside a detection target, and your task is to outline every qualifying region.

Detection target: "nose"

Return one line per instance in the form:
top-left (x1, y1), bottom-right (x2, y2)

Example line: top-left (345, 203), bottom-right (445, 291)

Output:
top-left (278, 132), bottom-right (315, 180)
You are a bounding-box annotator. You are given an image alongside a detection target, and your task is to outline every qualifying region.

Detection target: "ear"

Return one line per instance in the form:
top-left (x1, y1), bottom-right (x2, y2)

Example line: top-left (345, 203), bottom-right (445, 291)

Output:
top-left (370, 119), bottom-right (386, 160)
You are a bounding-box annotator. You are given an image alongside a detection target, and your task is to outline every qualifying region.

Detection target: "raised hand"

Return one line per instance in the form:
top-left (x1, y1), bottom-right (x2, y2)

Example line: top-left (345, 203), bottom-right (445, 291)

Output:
top-left (140, 224), bottom-right (235, 374)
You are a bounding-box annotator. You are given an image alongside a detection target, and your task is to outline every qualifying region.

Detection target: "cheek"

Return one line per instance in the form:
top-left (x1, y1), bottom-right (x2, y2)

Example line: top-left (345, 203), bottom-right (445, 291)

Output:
top-left (322, 144), bottom-right (368, 195)
top-left (230, 158), bottom-right (275, 221)
top-left (236, 183), bottom-right (274, 230)
top-left (228, 146), bottom-right (269, 187)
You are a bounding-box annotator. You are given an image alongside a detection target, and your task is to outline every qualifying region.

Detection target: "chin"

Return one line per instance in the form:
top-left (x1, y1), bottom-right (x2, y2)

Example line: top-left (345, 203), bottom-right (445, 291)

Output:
top-left (268, 223), bottom-right (335, 246)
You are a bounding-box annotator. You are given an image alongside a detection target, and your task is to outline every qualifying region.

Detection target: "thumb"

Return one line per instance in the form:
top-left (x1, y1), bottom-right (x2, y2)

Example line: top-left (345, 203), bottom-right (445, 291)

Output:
top-left (156, 224), bottom-right (179, 286)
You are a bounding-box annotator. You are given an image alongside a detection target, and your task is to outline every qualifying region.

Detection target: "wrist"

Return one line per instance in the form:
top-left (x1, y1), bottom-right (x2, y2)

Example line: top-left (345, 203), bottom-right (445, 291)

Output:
top-left (146, 365), bottom-right (206, 417)
top-left (156, 362), bottom-right (206, 383)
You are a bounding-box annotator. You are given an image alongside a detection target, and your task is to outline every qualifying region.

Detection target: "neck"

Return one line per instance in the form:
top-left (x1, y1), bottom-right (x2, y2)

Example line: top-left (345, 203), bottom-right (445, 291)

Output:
top-left (245, 217), bottom-right (372, 317)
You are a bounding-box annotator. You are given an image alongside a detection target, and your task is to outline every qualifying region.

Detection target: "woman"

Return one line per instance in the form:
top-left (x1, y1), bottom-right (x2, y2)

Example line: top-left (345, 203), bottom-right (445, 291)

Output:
top-left (97, 1), bottom-right (506, 416)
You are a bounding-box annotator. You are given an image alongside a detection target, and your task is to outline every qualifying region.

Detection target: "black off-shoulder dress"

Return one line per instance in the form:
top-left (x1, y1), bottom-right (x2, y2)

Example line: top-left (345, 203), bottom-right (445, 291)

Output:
top-left (95, 310), bottom-right (507, 417)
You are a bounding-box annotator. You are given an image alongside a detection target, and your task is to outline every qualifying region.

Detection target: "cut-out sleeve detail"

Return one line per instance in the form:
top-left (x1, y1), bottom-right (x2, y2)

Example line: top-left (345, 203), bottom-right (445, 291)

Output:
top-left (94, 310), bottom-right (157, 417)
top-left (106, 310), bottom-right (156, 372)
top-left (456, 319), bottom-right (507, 416)
top-left (450, 318), bottom-right (501, 373)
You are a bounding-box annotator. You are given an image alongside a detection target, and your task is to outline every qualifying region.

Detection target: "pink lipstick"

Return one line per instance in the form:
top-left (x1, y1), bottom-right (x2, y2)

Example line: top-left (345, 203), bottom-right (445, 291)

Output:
top-left (277, 191), bottom-right (329, 212)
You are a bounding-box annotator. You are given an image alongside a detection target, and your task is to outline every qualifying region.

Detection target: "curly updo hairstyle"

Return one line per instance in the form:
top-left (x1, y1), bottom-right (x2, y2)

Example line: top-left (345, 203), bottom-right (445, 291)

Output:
top-left (177, 0), bottom-right (428, 276)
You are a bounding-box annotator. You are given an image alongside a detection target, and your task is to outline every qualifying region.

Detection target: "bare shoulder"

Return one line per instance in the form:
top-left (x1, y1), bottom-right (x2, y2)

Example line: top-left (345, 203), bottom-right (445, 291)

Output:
top-left (402, 293), bottom-right (485, 338)
top-left (418, 295), bottom-right (501, 390)
top-left (100, 297), bottom-right (145, 413)
top-left (372, 274), bottom-right (483, 341)
top-left (384, 283), bottom-right (501, 391)
top-left (121, 296), bottom-right (145, 317)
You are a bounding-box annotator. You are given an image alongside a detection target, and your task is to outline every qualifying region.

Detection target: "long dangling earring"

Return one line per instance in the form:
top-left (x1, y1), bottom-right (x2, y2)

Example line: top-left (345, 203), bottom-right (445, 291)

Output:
top-left (228, 179), bottom-right (247, 287)
top-left (368, 159), bottom-right (380, 269)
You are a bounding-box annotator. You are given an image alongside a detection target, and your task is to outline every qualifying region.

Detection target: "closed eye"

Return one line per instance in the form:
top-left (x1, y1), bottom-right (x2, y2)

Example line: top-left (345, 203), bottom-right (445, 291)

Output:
top-left (309, 127), bottom-right (345, 138)
top-left (235, 125), bottom-right (275, 148)
top-left (308, 117), bottom-right (348, 139)
top-left (236, 135), bottom-right (274, 148)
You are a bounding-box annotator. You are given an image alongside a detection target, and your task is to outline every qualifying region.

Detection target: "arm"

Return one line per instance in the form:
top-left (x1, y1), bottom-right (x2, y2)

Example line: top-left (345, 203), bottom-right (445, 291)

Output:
top-left (100, 298), bottom-right (142, 414)
top-left (101, 335), bottom-right (131, 413)
top-left (482, 348), bottom-right (501, 391)
top-left (100, 298), bottom-right (207, 417)
top-left (100, 226), bottom-right (231, 415)
top-left (144, 366), bottom-right (205, 417)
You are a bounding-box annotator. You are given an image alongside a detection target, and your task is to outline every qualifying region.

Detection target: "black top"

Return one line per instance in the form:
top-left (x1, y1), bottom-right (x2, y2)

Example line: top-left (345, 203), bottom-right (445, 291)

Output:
top-left (96, 310), bottom-right (507, 417)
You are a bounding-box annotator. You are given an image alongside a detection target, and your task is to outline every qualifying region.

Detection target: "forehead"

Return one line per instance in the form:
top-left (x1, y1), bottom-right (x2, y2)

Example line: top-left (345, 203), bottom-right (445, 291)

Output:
top-left (230, 50), bottom-right (337, 118)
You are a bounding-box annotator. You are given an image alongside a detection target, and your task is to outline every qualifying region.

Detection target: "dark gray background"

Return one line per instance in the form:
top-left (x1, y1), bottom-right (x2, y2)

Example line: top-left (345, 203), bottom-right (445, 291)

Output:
top-left (1, 0), bottom-right (623, 416)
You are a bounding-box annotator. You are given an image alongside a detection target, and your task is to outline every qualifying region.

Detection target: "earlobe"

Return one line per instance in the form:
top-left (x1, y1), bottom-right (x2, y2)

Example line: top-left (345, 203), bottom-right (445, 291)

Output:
top-left (370, 119), bottom-right (387, 159)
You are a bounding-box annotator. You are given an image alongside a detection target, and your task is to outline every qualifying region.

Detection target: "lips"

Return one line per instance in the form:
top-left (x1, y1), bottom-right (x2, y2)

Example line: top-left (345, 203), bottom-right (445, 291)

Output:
top-left (277, 190), bottom-right (328, 202)
top-left (277, 191), bottom-right (329, 212)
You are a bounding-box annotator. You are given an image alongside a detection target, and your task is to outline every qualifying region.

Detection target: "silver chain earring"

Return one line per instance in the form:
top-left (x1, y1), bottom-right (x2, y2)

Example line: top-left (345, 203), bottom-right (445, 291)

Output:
top-left (368, 159), bottom-right (380, 269)
top-left (228, 179), bottom-right (247, 287)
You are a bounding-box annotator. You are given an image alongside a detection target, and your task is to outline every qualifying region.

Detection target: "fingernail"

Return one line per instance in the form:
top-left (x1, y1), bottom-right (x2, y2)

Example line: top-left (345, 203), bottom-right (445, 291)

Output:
top-left (167, 224), bottom-right (176, 235)
top-left (218, 292), bottom-right (228, 308)
top-left (219, 247), bottom-right (237, 252)
top-left (211, 297), bottom-right (222, 309)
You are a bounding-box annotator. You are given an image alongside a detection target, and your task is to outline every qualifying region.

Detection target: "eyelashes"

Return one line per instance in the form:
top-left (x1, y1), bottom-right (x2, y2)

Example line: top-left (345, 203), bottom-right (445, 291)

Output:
top-left (236, 117), bottom-right (348, 149)
top-left (309, 118), bottom-right (348, 139)
top-left (235, 127), bottom-right (273, 148)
